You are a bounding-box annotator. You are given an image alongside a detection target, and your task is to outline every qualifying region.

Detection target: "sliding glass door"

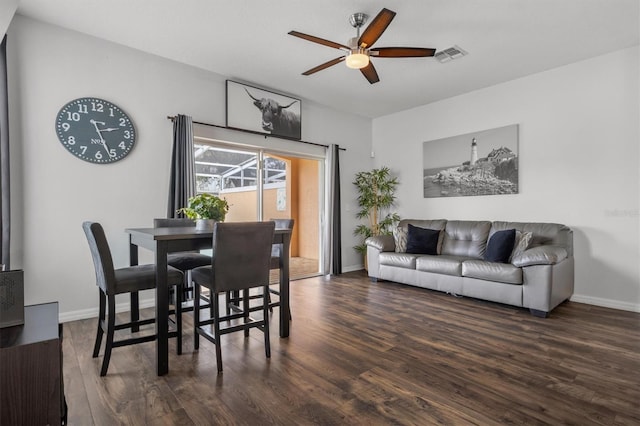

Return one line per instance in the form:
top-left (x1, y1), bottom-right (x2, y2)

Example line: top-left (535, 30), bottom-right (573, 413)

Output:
top-left (193, 141), bottom-right (322, 280)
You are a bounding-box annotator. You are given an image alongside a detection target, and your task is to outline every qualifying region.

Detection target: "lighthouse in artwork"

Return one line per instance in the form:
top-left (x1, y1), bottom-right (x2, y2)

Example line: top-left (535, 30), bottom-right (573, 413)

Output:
top-left (470, 138), bottom-right (478, 166)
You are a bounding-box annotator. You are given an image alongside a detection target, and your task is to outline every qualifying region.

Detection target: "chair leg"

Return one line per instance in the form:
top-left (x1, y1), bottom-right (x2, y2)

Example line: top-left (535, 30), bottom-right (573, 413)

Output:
top-left (100, 295), bottom-right (117, 376)
top-left (184, 270), bottom-right (193, 301)
top-left (92, 290), bottom-right (106, 358)
top-left (263, 286), bottom-right (271, 359)
top-left (225, 290), bottom-right (239, 317)
top-left (213, 292), bottom-right (223, 373)
top-left (175, 282), bottom-right (183, 355)
top-left (243, 289), bottom-right (250, 338)
top-left (194, 282), bottom-right (200, 351)
top-left (130, 291), bottom-right (140, 332)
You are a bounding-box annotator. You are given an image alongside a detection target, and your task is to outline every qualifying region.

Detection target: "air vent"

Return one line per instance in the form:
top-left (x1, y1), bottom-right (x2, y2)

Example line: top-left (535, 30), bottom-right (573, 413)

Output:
top-left (435, 45), bottom-right (468, 63)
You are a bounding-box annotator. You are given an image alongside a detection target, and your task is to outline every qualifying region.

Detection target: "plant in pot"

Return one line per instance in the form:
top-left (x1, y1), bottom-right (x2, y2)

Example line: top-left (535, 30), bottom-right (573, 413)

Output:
top-left (353, 167), bottom-right (400, 265)
top-left (178, 193), bottom-right (229, 230)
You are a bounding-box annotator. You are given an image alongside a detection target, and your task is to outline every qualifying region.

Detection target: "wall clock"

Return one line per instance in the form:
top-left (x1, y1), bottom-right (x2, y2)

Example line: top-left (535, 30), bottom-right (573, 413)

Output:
top-left (55, 97), bottom-right (136, 164)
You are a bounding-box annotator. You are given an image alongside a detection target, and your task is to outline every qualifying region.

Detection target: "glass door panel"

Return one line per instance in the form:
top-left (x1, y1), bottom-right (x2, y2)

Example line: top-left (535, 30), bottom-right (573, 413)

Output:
top-left (194, 144), bottom-right (258, 221)
top-left (264, 153), bottom-right (321, 280)
top-left (194, 141), bottom-right (323, 281)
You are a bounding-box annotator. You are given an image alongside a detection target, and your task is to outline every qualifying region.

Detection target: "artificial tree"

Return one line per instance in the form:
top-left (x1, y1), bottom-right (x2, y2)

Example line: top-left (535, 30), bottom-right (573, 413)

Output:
top-left (353, 166), bottom-right (400, 256)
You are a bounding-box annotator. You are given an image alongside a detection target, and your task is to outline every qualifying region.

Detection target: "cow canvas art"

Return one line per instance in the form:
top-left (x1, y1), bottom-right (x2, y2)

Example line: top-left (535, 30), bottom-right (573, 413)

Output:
top-left (226, 80), bottom-right (302, 140)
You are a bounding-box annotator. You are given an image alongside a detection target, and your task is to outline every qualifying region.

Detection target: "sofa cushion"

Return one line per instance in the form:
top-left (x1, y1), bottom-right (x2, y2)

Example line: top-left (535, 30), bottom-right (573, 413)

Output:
top-left (510, 230), bottom-right (532, 262)
top-left (462, 260), bottom-right (523, 284)
top-left (416, 255), bottom-right (465, 277)
top-left (406, 224), bottom-right (440, 255)
top-left (491, 221), bottom-right (573, 256)
top-left (398, 219), bottom-right (447, 254)
top-left (441, 220), bottom-right (491, 258)
top-left (484, 229), bottom-right (516, 263)
top-left (393, 226), bottom-right (408, 253)
top-left (379, 252), bottom-right (421, 269)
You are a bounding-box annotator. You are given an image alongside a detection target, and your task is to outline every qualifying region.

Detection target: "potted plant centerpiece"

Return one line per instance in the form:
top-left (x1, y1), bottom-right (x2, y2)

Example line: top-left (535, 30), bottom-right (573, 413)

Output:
top-left (178, 193), bottom-right (229, 230)
top-left (353, 167), bottom-right (400, 267)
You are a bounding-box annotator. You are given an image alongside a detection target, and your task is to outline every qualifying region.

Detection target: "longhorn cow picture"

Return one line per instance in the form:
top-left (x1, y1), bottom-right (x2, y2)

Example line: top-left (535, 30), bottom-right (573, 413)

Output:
top-left (226, 80), bottom-right (302, 140)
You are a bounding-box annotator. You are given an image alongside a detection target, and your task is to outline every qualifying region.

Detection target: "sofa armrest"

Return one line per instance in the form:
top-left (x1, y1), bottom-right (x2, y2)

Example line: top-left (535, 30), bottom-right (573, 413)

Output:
top-left (365, 235), bottom-right (395, 252)
top-left (365, 235), bottom-right (394, 279)
top-left (512, 245), bottom-right (568, 267)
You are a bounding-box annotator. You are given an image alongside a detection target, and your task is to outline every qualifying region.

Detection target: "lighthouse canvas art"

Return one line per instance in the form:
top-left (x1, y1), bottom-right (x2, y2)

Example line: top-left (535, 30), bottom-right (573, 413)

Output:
top-left (423, 124), bottom-right (519, 198)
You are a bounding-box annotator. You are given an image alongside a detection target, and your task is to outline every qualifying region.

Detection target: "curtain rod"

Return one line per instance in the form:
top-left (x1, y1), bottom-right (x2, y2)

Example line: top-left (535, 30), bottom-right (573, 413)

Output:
top-left (167, 116), bottom-right (345, 151)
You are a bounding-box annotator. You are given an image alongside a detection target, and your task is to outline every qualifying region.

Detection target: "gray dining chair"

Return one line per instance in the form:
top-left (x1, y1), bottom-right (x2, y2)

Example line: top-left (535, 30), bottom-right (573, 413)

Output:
top-left (83, 221), bottom-right (185, 376)
top-left (153, 218), bottom-right (211, 308)
top-left (225, 218), bottom-right (294, 319)
top-left (191, 221), bottom-right (275, 373)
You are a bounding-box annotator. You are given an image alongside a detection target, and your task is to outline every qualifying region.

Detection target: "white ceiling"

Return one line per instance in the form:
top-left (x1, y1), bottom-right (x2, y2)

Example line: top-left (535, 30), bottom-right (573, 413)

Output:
top-left (15, 0), bottom-right (640, 118)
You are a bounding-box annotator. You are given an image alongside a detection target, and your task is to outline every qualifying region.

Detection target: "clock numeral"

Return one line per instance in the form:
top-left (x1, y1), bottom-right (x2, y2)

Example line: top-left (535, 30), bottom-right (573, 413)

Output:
top-left (118, 141), bottom-right (127, 150)
top-left (77, 104), bottom-right (88, 114)
top-left (91, 102), bottom-right (104, 113)
top-left (109, 108), bottom-right (115, 117)
top-left (80, 146), bottom-right (87, 155)
top-left (67, 136), bottom-right (76, 145)
top-left (109, 149), bottom-right (116, 158)
top-left (66, 112), bottom-right (81, 122)
top-left (95, 151), bottom-right (103, 160)
top-left (61, 123), bottom-right (71, 132)
top-left (119, 118), bottom-right (127, 126)
top-left (123, 130), bottom-right (131, 139)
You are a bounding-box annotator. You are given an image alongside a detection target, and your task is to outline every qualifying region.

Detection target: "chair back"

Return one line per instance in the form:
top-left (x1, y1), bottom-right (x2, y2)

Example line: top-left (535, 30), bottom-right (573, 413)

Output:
top-left (82, 222), bottom-right (117, 294)
top-left (211, 221), bottom-right (275, 293)
top-left (154, 218), bottom-right (196, 228)
top-left (270, 218), bottom-right (294, 258)
top-left (271, 218), bottom-right (294, 231)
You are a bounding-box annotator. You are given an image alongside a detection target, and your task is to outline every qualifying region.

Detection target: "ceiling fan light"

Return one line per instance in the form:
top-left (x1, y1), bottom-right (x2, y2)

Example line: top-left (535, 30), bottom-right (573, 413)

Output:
top-left (345, 51), bottom-right (370, 69)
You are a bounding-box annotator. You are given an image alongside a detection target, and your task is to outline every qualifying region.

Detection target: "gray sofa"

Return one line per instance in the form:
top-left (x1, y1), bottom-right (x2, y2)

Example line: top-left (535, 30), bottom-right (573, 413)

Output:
top-left (365, 219), bottom-right (574, 317)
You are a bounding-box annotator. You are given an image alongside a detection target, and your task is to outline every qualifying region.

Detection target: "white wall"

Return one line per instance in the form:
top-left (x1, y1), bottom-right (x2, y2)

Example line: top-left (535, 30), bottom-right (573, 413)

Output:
top-left (0, 0), bottom-right (18, 37)
top-left (7, 15), bottom-right (372, 320)
top-left (373, 46), bottom-right (640, 312)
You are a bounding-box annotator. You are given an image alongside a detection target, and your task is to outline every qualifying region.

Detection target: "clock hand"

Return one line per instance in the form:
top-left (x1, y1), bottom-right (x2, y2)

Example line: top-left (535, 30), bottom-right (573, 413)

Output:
top-left (90, 120), bottom-right (115, 158)
top-left (100, 127), bottom-right (120, 132)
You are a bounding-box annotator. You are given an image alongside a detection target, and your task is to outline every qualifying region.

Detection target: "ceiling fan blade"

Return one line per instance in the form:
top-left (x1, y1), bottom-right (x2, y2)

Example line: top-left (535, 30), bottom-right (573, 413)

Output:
top-left (288, 31), bottom-right (350, 51)
top-left (302, 56), bottom-right (345, 75)
top-left (371, 47), bottom-right (436, 57)
top-left (358, 8), bottom-right (396, 48)
top-left (360, 62), bottom-right (380, 84)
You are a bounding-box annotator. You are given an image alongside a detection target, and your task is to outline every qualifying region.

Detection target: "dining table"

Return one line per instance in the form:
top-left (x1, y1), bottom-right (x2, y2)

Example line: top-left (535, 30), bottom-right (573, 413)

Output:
top-left (125, 225), bottom-right (292, 376)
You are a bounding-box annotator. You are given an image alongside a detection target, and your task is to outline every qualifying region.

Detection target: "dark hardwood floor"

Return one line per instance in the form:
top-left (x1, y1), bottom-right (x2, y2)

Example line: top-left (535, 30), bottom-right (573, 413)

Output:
top-left (62, 271), bottom-right (640, 425)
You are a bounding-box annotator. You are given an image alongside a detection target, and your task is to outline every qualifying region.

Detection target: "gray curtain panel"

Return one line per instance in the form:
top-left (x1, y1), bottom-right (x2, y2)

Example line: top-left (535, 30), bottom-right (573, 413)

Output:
top-left (0, 35), bottom-right (10, 268)
top-left (167, 114), bottom-right (196, 218)
top-left (330, 144), bottom-right (342, 275)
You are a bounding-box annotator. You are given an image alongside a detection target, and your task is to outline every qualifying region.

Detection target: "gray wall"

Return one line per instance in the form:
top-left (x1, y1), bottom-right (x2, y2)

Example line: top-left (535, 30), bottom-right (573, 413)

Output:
top-left (7, 16), bottom-right (372, 320)
top-left (373, 46), bottom-right (640, 312)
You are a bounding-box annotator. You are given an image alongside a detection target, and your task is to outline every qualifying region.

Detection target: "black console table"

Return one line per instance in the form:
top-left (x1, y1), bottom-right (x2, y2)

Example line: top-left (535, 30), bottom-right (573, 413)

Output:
top-left (0, 302), bottom-right (66, 425)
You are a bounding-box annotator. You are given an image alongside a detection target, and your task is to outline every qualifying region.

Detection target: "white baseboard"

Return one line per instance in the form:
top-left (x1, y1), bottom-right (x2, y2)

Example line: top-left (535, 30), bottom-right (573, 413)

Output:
top-left (59, 298), bottom-right (156, 323)
top-left (569, 294), bottom-right (640, 313)
top-left (342, 264), bottom-right (365, 273)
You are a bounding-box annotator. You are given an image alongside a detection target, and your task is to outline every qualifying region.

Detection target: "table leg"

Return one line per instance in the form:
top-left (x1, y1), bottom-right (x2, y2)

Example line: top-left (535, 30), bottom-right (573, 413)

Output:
top-left (155, 242), bottom-right (169, 376)
top-left (129, 237), bottom-right (140, 332)
top-left (279, 234), bottom-right (291, 337)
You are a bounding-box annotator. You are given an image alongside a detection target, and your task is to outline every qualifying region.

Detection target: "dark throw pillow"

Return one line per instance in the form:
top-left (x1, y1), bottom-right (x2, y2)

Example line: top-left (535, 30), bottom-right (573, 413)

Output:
top-left (484, 229), bottom-right (517, 263)
top-left (405, 224), bottom-right (440, 255)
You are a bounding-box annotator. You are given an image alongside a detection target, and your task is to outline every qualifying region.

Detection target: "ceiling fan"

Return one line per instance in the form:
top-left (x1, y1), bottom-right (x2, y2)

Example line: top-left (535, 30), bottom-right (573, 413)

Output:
top-left (288, 8), bottom-right (436, 84)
